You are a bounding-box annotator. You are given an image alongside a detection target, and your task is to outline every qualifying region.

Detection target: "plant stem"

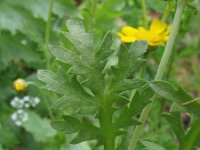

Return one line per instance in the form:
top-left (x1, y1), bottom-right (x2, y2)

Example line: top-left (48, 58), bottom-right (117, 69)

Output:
top-left (128, 0), bottom-right (186, 149)
top-left (45, 0), bottom-right (54, 69)
top-left (90, 0), bottom-right (97, 27)
top-left (141, 0), bottom-right (148, 28)
top-left (43, 0), bottom-right (54, 118)
top-left (155, 1), bottom-right (185, 80)
top-left (101, 108), bottom-right (115, 150)
top-left (100, 94), bottom-right (115, 150)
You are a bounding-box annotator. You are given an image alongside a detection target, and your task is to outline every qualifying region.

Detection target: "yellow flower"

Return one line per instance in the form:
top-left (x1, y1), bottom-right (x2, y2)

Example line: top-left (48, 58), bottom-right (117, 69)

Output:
top-left (117, 19), bottom-right (171, 46)
top-left (13, 79), bottom-right (27, 92)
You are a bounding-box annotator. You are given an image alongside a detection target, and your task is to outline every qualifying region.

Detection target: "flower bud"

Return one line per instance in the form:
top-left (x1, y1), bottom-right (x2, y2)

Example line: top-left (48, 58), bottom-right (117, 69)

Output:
top-left (13, 79), bottom-right (27, 92)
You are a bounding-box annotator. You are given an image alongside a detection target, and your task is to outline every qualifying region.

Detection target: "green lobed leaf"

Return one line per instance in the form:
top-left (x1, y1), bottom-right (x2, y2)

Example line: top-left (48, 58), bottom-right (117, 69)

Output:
top-left (37, 69), bottom-right (97, 112)
top-left (0, 1), bottom-right (24, 34)
top-left (95, 32), bottom-right (113, 69)
top-left (71, 118), bottom-right (102, 144)
top-left (112, 79), bottom-right (147, 93)
top-left (150, 80), bottom-right (200, 114)
top-left (49, 46), bottom-right (80, 65)
top-left (0, 33), bottom-right (41, 64)
top-left (38, 20), bottom-right (150, 145)
top-left (114, 85), bottom-right (153, 129)
top-left (129, 85), bottom-right (154, 116)
top-left (114, 107), bottom-right (142, 129)
top-left (51, 116), bottom-right (81, 134)
top-left (64, 20), bottom-right (94, 65)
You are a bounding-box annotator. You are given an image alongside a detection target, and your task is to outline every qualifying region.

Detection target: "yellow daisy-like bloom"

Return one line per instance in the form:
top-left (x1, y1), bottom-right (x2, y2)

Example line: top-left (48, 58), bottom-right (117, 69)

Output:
top-left (13, 79), bottom-right (27, 92)
top-left (117, 19), bottom-right (172, 46)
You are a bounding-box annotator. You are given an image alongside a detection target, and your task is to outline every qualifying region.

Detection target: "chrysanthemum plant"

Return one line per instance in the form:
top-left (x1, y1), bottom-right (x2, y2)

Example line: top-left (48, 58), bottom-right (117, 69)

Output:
top-left (37, 1), bottom-right (200, 150)
top-left (38, 20), bottom-right (151, 149)
top-left (37, 20), bottom-right (200, 150)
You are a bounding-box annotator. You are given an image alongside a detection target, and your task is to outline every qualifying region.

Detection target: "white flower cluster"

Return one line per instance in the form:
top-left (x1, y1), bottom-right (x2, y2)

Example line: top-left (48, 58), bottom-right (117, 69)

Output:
top-left (10, 96), bottom-right (40, 109)
top-left (10, 96), bottom-right (40, 126)
top-left (11, 109), bottom-right (28, 126)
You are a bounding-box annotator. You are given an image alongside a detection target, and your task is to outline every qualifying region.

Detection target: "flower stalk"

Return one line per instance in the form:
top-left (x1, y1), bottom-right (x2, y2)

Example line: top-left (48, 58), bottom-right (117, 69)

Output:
top-left (128, 0), bottom-right (186, 149)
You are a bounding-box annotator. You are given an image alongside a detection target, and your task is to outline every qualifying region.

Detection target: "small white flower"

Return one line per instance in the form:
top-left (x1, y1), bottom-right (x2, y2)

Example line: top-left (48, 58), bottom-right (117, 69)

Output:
top-left (11, 113), bottom-right (17, 121)
top-left (23, 96), bottom-right (30, 102)
top-left (24, 103), bottom-right (30, 108)
top-left (29, 97), bottom-right (40, 107)
top-left (11, 109), bottom-right (29, 126)
top-left (10, 97), bottom-right (24, 109)
top-left (34, 97), bottom-right (40, 104)
top-left (17, 109), bottom-right (23, 113)
top-left (15, 121), bottom-right (22, 126)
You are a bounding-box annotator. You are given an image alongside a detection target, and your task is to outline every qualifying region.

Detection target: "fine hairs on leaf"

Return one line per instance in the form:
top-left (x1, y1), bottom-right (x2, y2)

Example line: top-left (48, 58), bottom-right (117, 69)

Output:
top-left (37, 19), bottom-right (149, 149)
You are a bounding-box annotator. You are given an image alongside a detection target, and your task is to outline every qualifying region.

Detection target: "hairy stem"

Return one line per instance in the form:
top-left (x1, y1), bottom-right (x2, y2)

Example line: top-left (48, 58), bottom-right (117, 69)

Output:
top-left (44, 0), bottom-right (54, 69)
top-left (128, 0), bottom-right (186, 149)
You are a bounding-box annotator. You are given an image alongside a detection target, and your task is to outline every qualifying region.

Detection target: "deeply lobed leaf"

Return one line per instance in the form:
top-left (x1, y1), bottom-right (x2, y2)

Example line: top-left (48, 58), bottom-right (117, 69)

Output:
top-left (37, 20), bottom-right (149, 145)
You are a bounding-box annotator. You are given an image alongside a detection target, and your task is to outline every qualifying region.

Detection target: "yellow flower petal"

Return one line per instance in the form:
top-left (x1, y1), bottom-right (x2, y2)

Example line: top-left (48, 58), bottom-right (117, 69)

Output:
top-left (121, 26), bottom-right (139, 36)
top-left (117, 19), bottom-right (171, 46)
top-left (150, 19), bottom-right (167, 34)
top-left (117, 34), bottom-right (136, 43)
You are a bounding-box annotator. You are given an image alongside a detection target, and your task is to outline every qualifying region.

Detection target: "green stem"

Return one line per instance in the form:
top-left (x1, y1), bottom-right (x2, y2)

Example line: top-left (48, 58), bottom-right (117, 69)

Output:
top-left (100, 94), bottom-right (115, 150)
top-left (89, 0), bottom-right (97, 28)
top-left (128, 0), bottom-right (186, 149)
top-left (141, 0), bottom-right (148, 28)
top-left (101, 108), bottom-right (115, 150)
top-left (45, 0), bottom-right (54, 69)
top-left (155, 1), bottom-right (185, 80)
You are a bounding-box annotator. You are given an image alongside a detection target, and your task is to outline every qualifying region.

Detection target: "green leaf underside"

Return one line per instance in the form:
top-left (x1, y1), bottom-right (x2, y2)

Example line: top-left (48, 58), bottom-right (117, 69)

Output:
top-left (37, 20), bottom-right (149, 144)
top-left (37, 69), bottom-right (97, 112)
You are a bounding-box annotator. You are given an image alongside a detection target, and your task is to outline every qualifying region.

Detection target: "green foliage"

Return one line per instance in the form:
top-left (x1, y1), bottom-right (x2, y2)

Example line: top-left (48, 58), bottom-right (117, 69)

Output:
top-left (150, 80), bottom-right (200, 114)
top-left (163, 112), bottom-right (185, 141)
top-left (38, 19), bottom-right (149, 148)
top-left (1, 0), bottom-right (200, 149)
top-left (151, 80), bottom-right (200, 149)
top-left (23, 111), bottom-right (57, 142)
top-left (51, 115), bottom-right (81, 134)
top-left (180, 120), bottom-right (200, 150)
top-left (0, 33), bottom-right (41, 64)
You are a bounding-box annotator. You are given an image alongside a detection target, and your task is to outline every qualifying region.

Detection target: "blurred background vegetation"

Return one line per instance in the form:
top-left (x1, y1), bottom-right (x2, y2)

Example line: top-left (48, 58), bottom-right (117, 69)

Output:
top-left (0, 0), bottom-right (199, 149)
